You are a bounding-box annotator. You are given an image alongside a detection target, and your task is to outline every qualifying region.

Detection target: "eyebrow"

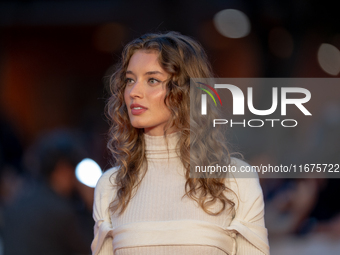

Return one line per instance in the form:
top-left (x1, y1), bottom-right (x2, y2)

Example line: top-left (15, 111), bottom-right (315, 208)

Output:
top-left (126, 70), bottom-right (165, 76)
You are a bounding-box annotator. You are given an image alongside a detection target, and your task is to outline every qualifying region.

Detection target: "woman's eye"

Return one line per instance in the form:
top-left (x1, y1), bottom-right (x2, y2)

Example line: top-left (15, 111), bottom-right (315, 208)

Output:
top-left (149, 78), bottom-right (160, 85)
top-left (125, 78), bottom-right (134, 85)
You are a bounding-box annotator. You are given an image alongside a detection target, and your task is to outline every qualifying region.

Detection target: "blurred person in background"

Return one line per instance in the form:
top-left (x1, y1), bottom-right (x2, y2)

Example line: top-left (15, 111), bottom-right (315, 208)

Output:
top-left (0, 116), bottom-right (24, 206)
top-left (2, 129), bottom-right (92, 255)
top-left (266, 104), bottom-right (340, 254)
top-left (0, 116), bottom-right (25, 255)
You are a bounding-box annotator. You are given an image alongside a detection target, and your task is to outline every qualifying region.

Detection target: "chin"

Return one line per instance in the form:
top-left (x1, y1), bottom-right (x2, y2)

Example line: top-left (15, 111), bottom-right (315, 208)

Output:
top-left (130, 120), bottom-right (146, 129)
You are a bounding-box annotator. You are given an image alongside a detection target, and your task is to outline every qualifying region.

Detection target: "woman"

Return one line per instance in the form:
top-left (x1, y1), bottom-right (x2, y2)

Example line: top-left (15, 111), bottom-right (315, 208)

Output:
top-left (91, 31), bottom-right (270, 255)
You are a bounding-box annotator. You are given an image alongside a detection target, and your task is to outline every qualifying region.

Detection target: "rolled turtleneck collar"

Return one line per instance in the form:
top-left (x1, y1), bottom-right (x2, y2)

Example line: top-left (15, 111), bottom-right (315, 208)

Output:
top-left (143, 132), bottom-right (181, 159)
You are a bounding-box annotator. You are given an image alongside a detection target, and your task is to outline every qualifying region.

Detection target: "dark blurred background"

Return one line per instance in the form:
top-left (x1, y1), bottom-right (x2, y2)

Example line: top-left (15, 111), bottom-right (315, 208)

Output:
top-left (0, 0), bottom-right (340, 254)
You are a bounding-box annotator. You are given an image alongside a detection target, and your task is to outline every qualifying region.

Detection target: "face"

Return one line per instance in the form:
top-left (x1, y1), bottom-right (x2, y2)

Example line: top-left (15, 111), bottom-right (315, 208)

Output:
top-left (124, 50), bottom-right (174, 136)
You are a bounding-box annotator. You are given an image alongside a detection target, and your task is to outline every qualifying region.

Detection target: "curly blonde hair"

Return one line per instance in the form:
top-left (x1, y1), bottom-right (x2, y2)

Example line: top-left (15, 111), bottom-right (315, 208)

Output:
top-left (106, 31), bottom-right (235, 216)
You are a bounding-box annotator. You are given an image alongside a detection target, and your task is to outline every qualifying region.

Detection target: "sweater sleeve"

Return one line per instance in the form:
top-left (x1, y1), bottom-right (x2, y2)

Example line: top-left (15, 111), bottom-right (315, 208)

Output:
top-left (226, 158), bottom-right (270, 255)
top-left (91, 167), bottom-right (118, 255)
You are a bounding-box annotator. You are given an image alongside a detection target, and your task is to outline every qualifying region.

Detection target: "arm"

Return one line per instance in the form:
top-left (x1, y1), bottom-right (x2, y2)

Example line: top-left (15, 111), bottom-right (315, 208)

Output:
top-left (226, 158), bottom-right (270, 255)
top-left (91, 168), bottom-right (118, 255)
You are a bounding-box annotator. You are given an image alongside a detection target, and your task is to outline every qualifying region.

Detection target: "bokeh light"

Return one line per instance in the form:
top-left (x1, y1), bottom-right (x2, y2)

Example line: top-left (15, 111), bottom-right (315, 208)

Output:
top-left (317, 43), bottom-right (340, 76)
top-left (213, 9), bottom-right (251, 39)
top-left (75, 158), bottom-right (102, 188)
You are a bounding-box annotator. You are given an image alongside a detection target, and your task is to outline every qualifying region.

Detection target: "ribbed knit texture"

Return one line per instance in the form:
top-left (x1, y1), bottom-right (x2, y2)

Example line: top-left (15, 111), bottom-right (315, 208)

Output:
top-left (92, 132), bottom-right (270, 255)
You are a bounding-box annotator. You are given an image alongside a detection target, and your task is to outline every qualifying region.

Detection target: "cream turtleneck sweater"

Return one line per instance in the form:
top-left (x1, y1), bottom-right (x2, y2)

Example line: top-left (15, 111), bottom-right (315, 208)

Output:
top-left (91, 132), bottom-right (270, 255)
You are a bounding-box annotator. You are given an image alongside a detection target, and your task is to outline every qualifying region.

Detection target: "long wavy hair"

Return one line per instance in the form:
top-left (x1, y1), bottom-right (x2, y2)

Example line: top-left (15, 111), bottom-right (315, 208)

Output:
top-left (106, 31), bottom-right (236, 216)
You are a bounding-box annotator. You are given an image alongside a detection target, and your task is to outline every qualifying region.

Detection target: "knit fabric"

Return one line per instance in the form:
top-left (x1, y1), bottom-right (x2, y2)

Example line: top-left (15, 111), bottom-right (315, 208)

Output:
top-left (91, 132), bottom-right (270, 255)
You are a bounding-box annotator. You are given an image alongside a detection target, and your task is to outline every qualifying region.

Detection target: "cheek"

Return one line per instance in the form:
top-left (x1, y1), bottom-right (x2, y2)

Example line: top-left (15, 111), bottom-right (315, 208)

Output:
top-left (153, 92), bottom-right (172, 118)
top-left (150, 89), bottom-right (167, 108)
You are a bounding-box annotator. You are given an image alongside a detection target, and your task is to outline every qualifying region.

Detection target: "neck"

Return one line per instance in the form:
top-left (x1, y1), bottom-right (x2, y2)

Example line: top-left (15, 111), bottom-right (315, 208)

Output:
top-left (143, 131), bottom-right (181, 159)
top-left (144, 126), bottom-right (179, 136)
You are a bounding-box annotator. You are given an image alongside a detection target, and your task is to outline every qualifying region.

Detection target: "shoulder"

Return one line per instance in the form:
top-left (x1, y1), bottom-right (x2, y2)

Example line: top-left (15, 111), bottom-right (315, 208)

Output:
top-left (227, 157), bottom-right (263, 203)
top-left (92, 166), bottom-right (120, 217)
top-left (94, 166), bottom-right (120, 195)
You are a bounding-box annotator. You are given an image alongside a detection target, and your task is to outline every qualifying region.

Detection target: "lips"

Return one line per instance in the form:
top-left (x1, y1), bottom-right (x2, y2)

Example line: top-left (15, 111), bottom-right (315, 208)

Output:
top-left (130, 103), bottom-right (148, 115)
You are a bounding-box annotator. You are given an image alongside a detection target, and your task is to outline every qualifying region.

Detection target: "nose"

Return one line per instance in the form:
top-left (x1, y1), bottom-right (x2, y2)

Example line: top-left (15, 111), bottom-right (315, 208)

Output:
top-left (128, 80), bottom-right (144, 99)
